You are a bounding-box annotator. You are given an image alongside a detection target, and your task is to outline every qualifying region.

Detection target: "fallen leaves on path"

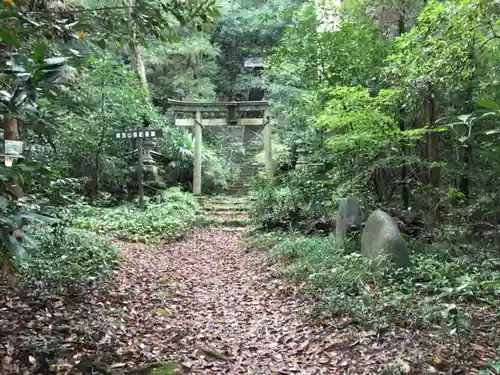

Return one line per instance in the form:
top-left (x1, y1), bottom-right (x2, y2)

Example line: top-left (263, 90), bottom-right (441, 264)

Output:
top-left (0, 228), bottom-right (497, 374)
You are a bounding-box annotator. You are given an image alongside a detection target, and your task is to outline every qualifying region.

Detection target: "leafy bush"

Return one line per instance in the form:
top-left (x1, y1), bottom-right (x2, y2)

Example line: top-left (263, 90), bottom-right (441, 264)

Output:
top-left (73, 188), bottom-right (201, 243)
top-left (248, 167), bottom-right (338, 229)
top-left (17, 225), bottom-right (118, 295)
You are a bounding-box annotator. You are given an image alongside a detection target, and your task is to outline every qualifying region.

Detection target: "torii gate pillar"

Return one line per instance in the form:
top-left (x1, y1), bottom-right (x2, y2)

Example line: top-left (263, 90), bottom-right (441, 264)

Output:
top-left (168, 99), bottom-right (273, 195)
top-left (263, 109), bottom-right (273, 177)
top-left (193, 110), bottom-right (203, 195)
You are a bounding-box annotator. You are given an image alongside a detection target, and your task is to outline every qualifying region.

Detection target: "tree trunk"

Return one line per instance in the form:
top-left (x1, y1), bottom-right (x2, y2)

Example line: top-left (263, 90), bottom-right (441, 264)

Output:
top-left (428, 93), bottom-right (440, 188)
top-left (457, 39), bottom-right (475, 202)
top-left (132, 42), bottom-right (148, 93)
top-left (128, 0), bottom-right (149, 95)
top-left (458, 143), bottom-right (471, 199)
top-left (418, 96), bottom-right (430, 186)
top-left (396, 15), bottom-right (409, 210)
top-left (427, 91), bottom-right (441, 225)
top-left (4, 116), bottom-right (24, 198)
top-left (4, 117), bottom-right (20, 141)
top-left (399, 117), bottom-right (410, 209)
top-left (90, 151), bottom-right (100, 199)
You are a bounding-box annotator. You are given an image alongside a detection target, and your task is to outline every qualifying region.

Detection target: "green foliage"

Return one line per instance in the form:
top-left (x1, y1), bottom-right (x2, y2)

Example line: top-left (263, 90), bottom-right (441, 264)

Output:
top-left (17, 225), bottom-right (117, 295)
top-left (261, 233), bottom-right (499, 329)
top-left (144, 33), bottom-right (220, 101)
top-left (384, 0), bottom-right (490, 121)
top-left (0, 55), bottom-right (72, 122)
top-left (29, 56), bottom-right (159, 201)
top-left (269, 4), bottom-right (390, 89)
top-left (248, 168), bottom-right (337, 228)
top-left (316, 86), bottom-right (416, 158)
top-left (0, 162), bottom-right (61, 263)
top-left (71, 0), bottom-right (220, 48)
top-left (159, 128), bottom-right (232, 192)
top-left (73, 188), bottom-right (200, 243)
top-left (212, 0), bottom-right (298, 97)
top-left (258, 0), bottom-right (500, 228)
top-left (316, 86), bottom-right (396, 132)
top-left (245, 230), bottom-right (288, 251)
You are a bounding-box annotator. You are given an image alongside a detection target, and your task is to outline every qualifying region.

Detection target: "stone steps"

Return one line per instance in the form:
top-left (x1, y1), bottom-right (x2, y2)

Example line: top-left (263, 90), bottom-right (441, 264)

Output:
top-left (227, 160), bottom-right (262, 195)
top-left (197, 195), bottom-right (249, 216)
top-left (226, 140), bottom-right (262, 195)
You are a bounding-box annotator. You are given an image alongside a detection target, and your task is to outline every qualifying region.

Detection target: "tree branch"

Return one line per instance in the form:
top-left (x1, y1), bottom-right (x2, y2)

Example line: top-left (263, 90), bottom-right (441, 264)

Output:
top-left (479, 35), bottom-right (500, 49)
top-left (23, 5), bottom-right (137, 14)
top-left (479, 21), bottom-right (500, 49)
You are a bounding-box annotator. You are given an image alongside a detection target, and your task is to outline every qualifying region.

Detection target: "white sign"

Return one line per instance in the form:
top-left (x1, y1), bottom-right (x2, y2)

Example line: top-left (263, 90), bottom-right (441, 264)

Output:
top-left (5, 140), bottom-right (23, 156)
top-left (115, 129), bottom-right (162, 139)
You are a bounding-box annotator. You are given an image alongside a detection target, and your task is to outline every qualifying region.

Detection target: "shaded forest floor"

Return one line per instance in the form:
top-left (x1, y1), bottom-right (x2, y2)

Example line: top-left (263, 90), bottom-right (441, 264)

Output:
top-left (1, 225), bottom-right (497, 374)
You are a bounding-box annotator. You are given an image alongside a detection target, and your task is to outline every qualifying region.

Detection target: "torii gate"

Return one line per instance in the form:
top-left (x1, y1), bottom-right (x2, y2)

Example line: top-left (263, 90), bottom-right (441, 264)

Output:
top-left (167, 99), bottom-right (273, 195)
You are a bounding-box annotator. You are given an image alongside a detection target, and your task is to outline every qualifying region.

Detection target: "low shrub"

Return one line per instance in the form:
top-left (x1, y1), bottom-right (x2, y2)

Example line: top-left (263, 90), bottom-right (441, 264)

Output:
top-left (245, 231), bottom-right (289, 251)
top-left (248, 169), bottom-right (338, 229)
top-left (73, 187), bottom-right (201, 243)
top-left (17, 225), bottom-right (118, 295)
top-left (256, 233), bottom-right (500, 331)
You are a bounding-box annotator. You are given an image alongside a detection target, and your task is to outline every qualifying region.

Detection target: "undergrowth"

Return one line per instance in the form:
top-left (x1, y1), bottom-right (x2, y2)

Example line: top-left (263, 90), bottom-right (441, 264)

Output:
top-left (17, 225), bottom-right (118, 295)
top-left (72, 188), bottom-right (201, 243)
top-left (250, 230), bottom-right (500, 339)
top-left (13, 188), bottom-right (200, 293)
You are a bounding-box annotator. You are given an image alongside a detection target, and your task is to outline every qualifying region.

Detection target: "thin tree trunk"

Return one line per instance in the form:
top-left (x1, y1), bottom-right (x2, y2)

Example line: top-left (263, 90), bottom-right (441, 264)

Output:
top-left (419, 96), bottom-right (430, 186)
top-left (427, 90), bottom-right (441, 225)
top-left (4, 116), bottom-right (24, 198)
top-left (399, 117), bottom-right (409, 209)
top-left (90, 81), bottom-right (109, 199)
top-left (91, 152), bottom-right (100, 199)
top-left (128, 0), bottom-right (149, 95)
top-left (458, 144), bottom-right (471, 199)
top-left (4, 117), bottom-right (20, 141)
top-left (428, 92), bottom-right (440, 187)
top-left (457, 38), bottom-right (475, 202)
top-left (397, 15), bottom-right (409, 209)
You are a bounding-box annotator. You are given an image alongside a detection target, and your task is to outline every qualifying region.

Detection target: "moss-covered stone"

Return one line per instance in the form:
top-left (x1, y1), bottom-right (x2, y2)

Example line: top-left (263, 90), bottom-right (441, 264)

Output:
top-left (361, 209), bottom-right (409, 268)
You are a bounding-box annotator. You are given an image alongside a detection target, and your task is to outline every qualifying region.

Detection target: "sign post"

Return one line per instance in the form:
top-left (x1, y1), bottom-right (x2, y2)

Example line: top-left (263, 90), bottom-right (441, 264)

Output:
top-left (137, 138), bottom-right (145, 209)
top-left (115, 128), bottom-right (162, 209)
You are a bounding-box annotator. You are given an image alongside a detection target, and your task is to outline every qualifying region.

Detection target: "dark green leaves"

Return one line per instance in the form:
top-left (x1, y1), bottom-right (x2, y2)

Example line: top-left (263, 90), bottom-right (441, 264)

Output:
top-left (477, 99), bottom-right (500, 111)
top-left (0, 28), bottom-right (20, 48)
top-left (97, 39), bottom-right (106, 50)
top-left (33, 42), bottom-right (48, 64)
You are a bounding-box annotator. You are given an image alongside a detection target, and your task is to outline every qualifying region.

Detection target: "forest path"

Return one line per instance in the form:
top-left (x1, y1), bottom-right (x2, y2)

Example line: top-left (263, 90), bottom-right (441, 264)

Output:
top-left (0, 225), bottom-right (413, 375)
top-left (114, 227), bottom-right (357, 374)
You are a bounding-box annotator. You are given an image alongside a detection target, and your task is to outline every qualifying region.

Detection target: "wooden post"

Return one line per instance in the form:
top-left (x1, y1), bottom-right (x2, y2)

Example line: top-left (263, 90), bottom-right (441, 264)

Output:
top-left (193, 111), bottom-right (203, 195)
top-left (263, 109), bottom-right (273, 176)
top-left (137, 138), bottom-right (145, 209)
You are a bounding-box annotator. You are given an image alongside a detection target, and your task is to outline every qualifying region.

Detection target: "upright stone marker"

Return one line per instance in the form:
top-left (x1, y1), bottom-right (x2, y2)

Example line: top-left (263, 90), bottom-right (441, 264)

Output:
top-left (336, 197), bottom-right (362, 247)
top-left (361, 209), bottom-right (410, 269)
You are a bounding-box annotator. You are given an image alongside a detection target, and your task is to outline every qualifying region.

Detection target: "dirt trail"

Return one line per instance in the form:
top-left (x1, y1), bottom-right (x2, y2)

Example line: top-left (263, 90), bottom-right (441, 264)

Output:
top-left (149, 228), bottom-right (324, 374)
top-left (111, 227), bottom-right (408, 375)
top-left (0, 226), bottom-right (410, 374)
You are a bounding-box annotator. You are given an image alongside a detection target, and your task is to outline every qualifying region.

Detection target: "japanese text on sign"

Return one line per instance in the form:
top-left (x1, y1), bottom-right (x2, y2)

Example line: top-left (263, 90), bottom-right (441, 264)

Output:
top-left (115, 129), bottom-right (161, 139)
